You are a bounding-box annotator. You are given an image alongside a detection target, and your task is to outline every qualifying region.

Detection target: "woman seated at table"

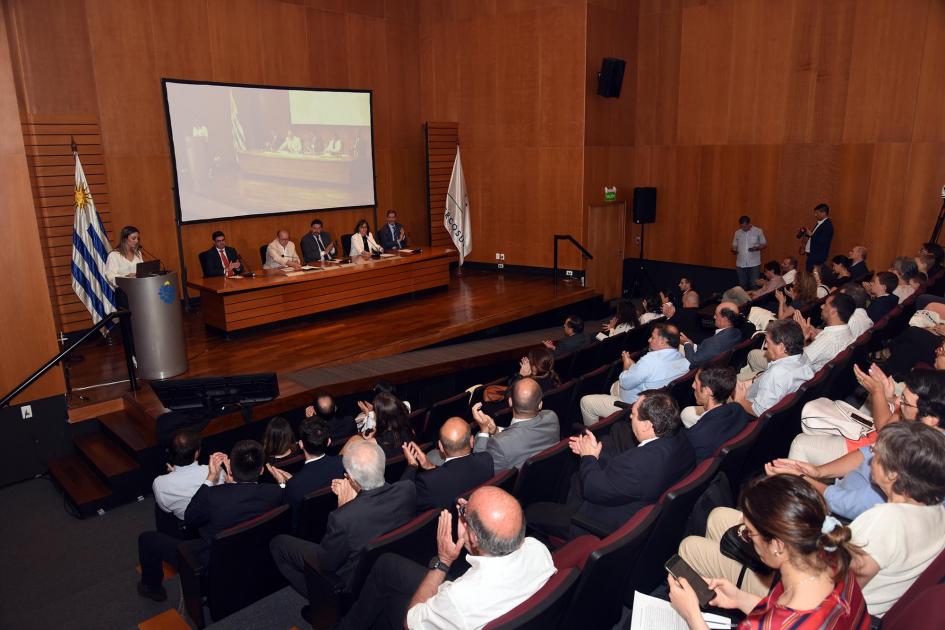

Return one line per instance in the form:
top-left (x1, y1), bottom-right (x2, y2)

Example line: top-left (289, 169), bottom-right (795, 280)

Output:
top-left (349, 219), bottom-right (384, 257)
top-left (669, 474), bottom-right (869, 630)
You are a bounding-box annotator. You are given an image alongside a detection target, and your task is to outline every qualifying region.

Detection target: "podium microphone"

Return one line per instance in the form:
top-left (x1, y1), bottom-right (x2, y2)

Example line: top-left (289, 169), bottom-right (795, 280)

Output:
top-left (138, 244), bottom-right (167, 273)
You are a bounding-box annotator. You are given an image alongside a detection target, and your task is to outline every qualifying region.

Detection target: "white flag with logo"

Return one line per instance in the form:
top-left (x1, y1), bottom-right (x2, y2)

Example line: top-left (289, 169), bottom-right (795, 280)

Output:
top-left (445, 146), bottom-right (472, 264)
top-left (71, 150), bottom-right (117, 324)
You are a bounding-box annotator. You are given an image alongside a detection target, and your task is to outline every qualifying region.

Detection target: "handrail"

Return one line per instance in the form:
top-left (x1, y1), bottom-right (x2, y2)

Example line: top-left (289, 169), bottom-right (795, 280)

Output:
top-left (553, 234), bottom-right (593, 283)
top-left (0, 310), bottom-right (136, 407)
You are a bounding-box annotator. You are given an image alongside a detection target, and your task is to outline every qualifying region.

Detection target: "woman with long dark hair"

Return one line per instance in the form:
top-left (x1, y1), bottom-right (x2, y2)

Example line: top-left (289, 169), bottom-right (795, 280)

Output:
top-left (262, 417), bottom-right (298, 464)
top-left (105, 225), bottom-right (143, 287)
top-left (349, 218), bottom-right (383, 256)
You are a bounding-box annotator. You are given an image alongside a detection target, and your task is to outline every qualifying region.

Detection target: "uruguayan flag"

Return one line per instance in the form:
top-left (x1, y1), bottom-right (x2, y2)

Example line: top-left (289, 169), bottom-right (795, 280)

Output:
top-left (71, 151), bottom-right (116, 324)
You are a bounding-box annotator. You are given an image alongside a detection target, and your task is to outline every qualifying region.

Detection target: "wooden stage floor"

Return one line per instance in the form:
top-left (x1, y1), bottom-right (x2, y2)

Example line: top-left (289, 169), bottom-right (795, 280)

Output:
top-left (66, 268), bottom-right (596, 419)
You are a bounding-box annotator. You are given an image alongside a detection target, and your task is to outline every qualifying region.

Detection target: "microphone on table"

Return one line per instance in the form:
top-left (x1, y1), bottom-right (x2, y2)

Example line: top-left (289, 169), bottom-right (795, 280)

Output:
top-left (138, 244), bottom-right (167, 273)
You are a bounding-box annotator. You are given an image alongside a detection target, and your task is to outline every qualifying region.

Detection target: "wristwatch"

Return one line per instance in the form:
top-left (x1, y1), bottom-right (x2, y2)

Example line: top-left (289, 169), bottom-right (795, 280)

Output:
top-left (428, 556), bottom-right (451, 573)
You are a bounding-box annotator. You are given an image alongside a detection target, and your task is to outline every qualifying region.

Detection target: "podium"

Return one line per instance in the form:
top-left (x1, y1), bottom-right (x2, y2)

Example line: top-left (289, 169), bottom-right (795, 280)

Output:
top-left (116, 272), bottom-right (187, 380)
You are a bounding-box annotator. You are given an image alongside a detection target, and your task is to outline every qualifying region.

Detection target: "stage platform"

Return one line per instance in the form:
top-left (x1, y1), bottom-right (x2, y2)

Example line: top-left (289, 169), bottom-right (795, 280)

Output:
top-left (66, 267), bottom-right (598, 422)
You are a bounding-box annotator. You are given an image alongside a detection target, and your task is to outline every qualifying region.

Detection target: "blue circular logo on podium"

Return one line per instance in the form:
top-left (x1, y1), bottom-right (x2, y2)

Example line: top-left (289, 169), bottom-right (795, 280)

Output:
top-left (159, 281), bottom-right (175, 304)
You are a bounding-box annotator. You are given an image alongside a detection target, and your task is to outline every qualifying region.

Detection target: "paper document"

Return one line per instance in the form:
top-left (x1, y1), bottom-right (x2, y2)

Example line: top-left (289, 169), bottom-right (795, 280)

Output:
top-left (630, 591), bottom-right (731, 630)
top-left (379, 253), bottom-right (396, 258)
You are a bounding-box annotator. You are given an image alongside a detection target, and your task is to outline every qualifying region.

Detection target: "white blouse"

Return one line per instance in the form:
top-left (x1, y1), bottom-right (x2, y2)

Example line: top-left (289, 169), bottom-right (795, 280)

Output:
top-left (105, 250), bottom-right (143, 287)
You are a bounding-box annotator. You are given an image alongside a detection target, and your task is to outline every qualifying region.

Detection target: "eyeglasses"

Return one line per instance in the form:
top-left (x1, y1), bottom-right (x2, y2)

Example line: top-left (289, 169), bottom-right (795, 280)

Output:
top-left (737, 525), bottom-right (757, 544)
top-left (457, 503), bottom-right (467, 520)
top-left (899, 394), bottom-right (918, 409)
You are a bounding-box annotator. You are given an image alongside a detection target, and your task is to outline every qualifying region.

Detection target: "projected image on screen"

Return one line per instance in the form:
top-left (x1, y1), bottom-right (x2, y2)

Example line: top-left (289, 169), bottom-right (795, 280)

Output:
top-left (163, 81), bottom-right (375, 224)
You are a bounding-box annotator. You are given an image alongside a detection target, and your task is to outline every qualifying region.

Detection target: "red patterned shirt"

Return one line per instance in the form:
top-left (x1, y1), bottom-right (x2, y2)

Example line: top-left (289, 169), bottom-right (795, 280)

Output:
top-left (740, 571), bottom-right (870, 630)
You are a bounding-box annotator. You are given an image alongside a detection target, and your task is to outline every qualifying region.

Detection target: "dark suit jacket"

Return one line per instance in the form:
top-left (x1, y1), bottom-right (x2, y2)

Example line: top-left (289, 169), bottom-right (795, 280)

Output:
top-left (286, 455), bottom-right (345, 526)
top-left (300, 231), bottom-right (335, 263)
top-left (199, 246), bottom-right (243, 277)
top-left (867, 294), bottom-right (899, 322)
top-left (685, 402), bottom-right (751, 462)
top-left (849, 261), bottom-right (870, 281)
top-left (553, 331), bottom-right (594, 358)
top-left (184, 481), bottom-right (285, 544)
top-left (401, 451), bottom-right (495, 511)
top-left (314, 480), bottom-right (417, 588)
top-left (575, 431), bottom-right (695, 534)
top-left (377, 222), bottom-right (408, 249)
top-left (670, 308), bottom-right (710, 344)
top-left (808, 218), bottom-right (834, 265)
top-left (683, 327), bottom-right (742, 367)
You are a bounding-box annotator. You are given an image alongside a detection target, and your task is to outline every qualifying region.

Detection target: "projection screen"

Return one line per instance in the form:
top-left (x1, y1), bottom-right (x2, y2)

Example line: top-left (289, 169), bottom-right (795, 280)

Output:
top-left (162, 80), bottom-right (376, 224)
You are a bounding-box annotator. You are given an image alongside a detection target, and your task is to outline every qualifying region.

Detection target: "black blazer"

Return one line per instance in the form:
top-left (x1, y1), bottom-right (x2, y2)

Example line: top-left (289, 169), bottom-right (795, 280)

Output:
top-left (553, 331), bottom-right (594, 358)
top-left (670, 308), bottom-right (710, 344)
top-left (401, 451), bottom-right (495, 511)
top-left (300, 231), bottom-right (335, 263)
top-left (849, 261), bottom-right (870, 281)
top-left (867, 294), bottom-right (899, 322)
top-left (685, 403), bottom-right (751, 462)
top-left (808, 218), bottom-right (834, 265)
top-left (683, 327), bottom-right (742, 367)
top-left (313, 480), bottom-right (417, 588)
top-left (286, 455), bottom-right (345, 525)
top-left (184, 481), bottom-right (285, 544)
top-left (575, 431), bottom-right (695, 534)
top-left (199, 246), bottom-right (243, 277)
top-left (377, 222), bottom-right (408, 249)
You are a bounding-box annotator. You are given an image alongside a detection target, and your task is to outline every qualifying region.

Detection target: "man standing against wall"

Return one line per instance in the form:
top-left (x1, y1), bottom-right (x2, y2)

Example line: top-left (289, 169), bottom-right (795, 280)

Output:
top-left (732, 215), bottom-right (767, 290)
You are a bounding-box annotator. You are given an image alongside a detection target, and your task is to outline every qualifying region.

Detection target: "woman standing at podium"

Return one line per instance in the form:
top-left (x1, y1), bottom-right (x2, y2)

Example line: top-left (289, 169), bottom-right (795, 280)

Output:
top-left (105, 225), bottom-right (143, 357)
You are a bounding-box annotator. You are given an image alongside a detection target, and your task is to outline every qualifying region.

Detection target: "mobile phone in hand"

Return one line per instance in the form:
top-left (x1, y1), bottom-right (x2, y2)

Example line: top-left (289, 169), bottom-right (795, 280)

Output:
top-left (665, 554), bottom-right (715, 608)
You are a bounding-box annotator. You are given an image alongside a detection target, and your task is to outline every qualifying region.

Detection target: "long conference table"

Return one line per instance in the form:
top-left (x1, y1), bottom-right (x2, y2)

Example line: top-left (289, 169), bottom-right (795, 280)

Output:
top-left (188, 247), bottom-right (455, 332)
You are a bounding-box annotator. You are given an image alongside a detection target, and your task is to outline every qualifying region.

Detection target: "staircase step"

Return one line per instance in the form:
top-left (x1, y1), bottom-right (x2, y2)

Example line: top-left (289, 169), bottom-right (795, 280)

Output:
top-left (75, 432), bottom-right (139, 478)
top-left (48, 455), bottom-right (112, 515)
top-left (99, 410), bottom-right (155, 452)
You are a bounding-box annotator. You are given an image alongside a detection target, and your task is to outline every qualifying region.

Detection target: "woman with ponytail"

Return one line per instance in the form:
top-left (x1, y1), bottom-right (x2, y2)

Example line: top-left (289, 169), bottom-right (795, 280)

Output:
top-left (669, 474), bottom-right (869, 629)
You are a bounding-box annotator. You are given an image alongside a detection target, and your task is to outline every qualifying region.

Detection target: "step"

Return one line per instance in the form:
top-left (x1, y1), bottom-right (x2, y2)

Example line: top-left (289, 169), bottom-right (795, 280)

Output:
top-left (48, 455), bottom-right (112, 516)
top-left (75, 432), bottom-right (139, 479)
top-left (100, 410), bottom-right (155, 452)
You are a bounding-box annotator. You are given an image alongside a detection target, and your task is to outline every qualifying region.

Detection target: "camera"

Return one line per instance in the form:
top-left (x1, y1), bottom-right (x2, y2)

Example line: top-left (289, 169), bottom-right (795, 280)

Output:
top-left (795, 227), bottom-right (809, 239)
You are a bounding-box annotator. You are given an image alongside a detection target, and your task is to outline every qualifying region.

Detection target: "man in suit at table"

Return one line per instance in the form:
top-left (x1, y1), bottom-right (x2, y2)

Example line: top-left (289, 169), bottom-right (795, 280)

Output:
top-left (300, 218), bottom-right (337, 263)
top-left (265, 418), bottom-right (344, 528)
top-left (542, 314), bottom-right (594, 358)
top-left (799, 202), bottom-right (834, 272)
top-left (377, 209), bottom-right (408, 250)
top-left (198, 231), bottom-right (244, 277)
top-left (401, 417), bottom-right (495, 511)
top-left (470, 378), bottom-right (560, 472)
top-left (525, 390), bottom-right (696, 539)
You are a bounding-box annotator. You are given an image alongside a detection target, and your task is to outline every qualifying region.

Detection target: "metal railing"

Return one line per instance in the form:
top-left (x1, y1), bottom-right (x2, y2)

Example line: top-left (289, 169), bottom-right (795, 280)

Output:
top-left (0, 310), bottom-right (136, 407)
top-left (552, 234), bottom-right (593, 283)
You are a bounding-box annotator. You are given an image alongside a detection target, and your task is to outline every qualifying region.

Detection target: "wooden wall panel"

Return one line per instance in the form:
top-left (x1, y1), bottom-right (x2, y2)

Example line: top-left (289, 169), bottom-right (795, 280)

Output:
top-left (425, 123), bottom-right (457, 250)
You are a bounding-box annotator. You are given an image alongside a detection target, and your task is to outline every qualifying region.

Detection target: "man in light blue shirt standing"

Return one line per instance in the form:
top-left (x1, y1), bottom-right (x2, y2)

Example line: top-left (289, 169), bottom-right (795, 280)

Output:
top-left (732, 215), bottom-right (767, 290)
top-left (580, 323), bottom-right (691, 425)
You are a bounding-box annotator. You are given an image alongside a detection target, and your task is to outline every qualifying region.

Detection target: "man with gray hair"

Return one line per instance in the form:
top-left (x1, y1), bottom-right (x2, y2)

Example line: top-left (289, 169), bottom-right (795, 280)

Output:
top-left (270, 440), bottom-right (416, 608)
top-left (332, 486), bottom-right (556, 629)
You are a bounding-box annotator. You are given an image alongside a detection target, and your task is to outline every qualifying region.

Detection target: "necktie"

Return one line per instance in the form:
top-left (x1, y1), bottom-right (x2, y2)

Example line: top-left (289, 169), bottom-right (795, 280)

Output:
top-left (218, 249), bottom-right (229, 276)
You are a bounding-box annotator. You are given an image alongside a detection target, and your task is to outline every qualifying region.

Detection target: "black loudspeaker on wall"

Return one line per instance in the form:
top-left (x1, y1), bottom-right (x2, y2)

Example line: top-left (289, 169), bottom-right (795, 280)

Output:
top-left (597, 57), bottom-right (626, 98)
top-left (633, 187), bottom-right (657, 224)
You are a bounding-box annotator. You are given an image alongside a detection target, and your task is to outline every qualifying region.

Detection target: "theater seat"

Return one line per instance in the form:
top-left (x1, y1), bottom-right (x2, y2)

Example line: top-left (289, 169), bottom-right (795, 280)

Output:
top-left (421, 391), bottom-right (471, 443)
top-left (513, 439), bottom-right (575, 509)
top-left (482, 567), bottom-right (580, 630)
top-left (179, 505), bottom-right (291, 628)
top-left (714, 419), bottom-right (762, 494)
top-left (880, 547), bottom-right (945, 629)
top-left (668, 369), bottom-right (697, 408)
top-left (258, 244), bottom-right (267, 266)
top-left (341, 234), bottom-right (352, 257)
top-left (295, 486), bottom-right (336, 541)
top-left (539, 380), bottom-right (576, 438)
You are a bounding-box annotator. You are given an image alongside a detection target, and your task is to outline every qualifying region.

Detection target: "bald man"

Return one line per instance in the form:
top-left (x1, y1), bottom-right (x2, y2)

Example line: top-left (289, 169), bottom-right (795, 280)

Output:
top-left (334, 487), bottom-right (556, 630)
top-left (662, 290), bottom-right (708, 344)
top-left (264, 229), bottom-right (301, 269)
top-left (680, 301), bottom-right (743, 368)
top-left (401, 417), bottom-right (495, 511)
top-left (471, 378), bottom-right (560, 471)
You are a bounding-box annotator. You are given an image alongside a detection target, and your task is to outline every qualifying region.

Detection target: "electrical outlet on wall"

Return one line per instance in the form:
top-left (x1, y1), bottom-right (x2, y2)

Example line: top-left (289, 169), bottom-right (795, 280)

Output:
top-left (21, 405), bottom-right (32, 420)
top-left (497, 263), bottom-right (505, 270)
top-left (495, 253), bottom-right (501, 260)
top-left (498, 253), bottom-right (506, 260)
top-left (565, 270), bottom-right (574, 277)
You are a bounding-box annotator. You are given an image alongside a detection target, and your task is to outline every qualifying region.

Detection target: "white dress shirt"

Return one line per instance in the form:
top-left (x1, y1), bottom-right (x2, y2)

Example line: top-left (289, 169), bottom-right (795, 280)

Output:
top-left (265, 239), bottom-right (300, 269)
top-left (732, 226), bottom-right (766, 268)
top-left (153, 461), bottom-right (213, 520)
top-left (748, 353), bottom-right (814, 415)
top-left (803, 324), bottom-right (854, 372)
top-left (804, 219), bottom-right (826, 253)
top-left (406, 537), bottom-right (556, 630)
top-left (105, 250), bottom-right (143, 287)
top-left (782, 268), bottom-right (797, 285)
top-left (847, 308), bottom-right (873, 340)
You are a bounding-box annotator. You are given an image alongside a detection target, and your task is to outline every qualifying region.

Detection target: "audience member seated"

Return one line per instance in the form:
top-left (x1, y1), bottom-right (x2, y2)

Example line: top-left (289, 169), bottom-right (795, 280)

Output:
top-left (349, 218), bottom-right (384, 256)
top-left (347, 392), bottom-right (415, 457)
top-left (528, 390), bottom-right (695, 539)
top-left (773, 269), bottom-right (819, 320)
top-left (670, 475), bottom-right (870, 629)
top-left (266, 418), bottom-right (344, 526)
top-left (848, 245), bottom-right (870, 280)
top-left (137, 440), bottom-right (284, 601)
top-left (332, 487), bottom-right (555, 630)
top-left (470, 378), bottom-right (560, 471)
top-left (919, 242), bottom-right (945, 278)
top-left (480, 346), bottom-right (561, 416)
top-left (662, 290), bottom-right (709, 344)
top-left (580, 323), bottom-right (690, 426)
top-left (674, 275), bottom-right (697, 306)
top-left (305, 392), bottom-right (357, 443)
top-left (680, 367), bottom-right (752, 461)
top-left (829, 254), bottom-right (853, 288)
top-left (864, 271), bottom-right (900, 321)
top-left (788, 367), bottom-right (945, 469)
top-left (839, 282), bottom-right (873, 340)
top-left (595, 298), bottom-right (639, 341)
top-left (264, 229), bottom-right (302, 269)
top-left (152, 429), bottom-right (221, 529)
top-left (270, 441), bottom-right (417, 603)
top-left (681, 302), bottom-right (743, 368)
top-left (733, 320), bottom-right (814, 416)
top-left (354, 380), bottom-right (413, 430)
top-left (376, 209), bottom-right (409, 250)
top-left (781, 256), bottom-right (798, 285)
top-left (890, 256), bottom-right (920, 303)
top-left (300, 218), bottom-right (336, 263)
top-left (401, 417), bottom-right (495, 511)
top-left (722, 260), bottom-right (785, 306)
top-left (812, 264), bottom-right (831, 298)
top-left (262, 416), bottom-right (300, 466)
top-left (542, 314), bottom-right (593, 358)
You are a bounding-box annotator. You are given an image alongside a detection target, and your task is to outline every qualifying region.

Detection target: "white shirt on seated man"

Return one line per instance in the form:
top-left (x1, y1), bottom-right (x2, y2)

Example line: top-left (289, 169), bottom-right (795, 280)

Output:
top-left (265, 230), bottom-right (302, 270)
